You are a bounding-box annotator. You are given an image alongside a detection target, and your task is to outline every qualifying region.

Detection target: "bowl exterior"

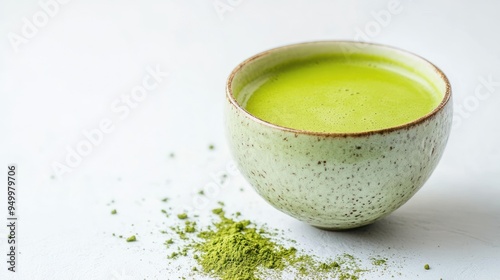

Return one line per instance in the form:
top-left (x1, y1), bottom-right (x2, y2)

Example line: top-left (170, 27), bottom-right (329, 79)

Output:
top-left (225, 96), bottom-right (452, 229)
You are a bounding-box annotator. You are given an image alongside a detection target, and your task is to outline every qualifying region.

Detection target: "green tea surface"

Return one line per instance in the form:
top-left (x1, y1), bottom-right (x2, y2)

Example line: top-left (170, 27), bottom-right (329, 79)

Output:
top-left (244, 55), bottom-right (441, 133)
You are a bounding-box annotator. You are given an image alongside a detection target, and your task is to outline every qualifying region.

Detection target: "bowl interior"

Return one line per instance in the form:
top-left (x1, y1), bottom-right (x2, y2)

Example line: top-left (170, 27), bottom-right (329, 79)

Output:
top-left (227, 41), bottom-right (450, 135)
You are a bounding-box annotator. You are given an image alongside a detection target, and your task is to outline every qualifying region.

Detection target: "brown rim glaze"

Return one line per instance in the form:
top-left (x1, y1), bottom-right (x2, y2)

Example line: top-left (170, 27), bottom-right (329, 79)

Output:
top-left (226, 41), bottom-right (452, 137)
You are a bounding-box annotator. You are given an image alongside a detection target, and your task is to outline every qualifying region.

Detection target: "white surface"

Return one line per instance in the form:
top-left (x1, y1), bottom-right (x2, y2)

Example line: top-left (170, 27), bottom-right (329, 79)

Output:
top-left (1, 1), bottom-right (499, 279)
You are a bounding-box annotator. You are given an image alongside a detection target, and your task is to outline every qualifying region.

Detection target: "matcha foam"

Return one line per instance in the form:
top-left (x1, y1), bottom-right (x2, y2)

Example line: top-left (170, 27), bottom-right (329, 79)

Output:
top-left (244, 54), bottom-right (441, 133)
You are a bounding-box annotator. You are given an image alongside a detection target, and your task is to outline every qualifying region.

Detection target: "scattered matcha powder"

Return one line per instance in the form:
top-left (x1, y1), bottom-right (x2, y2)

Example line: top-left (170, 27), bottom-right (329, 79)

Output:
top-left (170, 226), bottom-right (188, 240)
top-left (165, 238), bottom-right (174, 245)
top-left (212, 208), bottom-right (223, 215)
top-left (371, 257), bottom-right (388, 266)
top-left (126, 235), bottom-right (136, 242)
top-left (185, 221), bottom-right (196, 233)
top-left (208, 144), bottom-right (215, 150)
top-left (166, 208), bottom-right (368, 280)
top-left (109, 196), bottom-right (398, 279)
top-left (161, 209), bottom-right (171, 217)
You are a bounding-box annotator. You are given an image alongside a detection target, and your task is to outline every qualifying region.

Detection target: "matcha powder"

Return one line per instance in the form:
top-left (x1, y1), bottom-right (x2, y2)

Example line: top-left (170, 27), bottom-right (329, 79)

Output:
top-left (194, 209), bottom-right (296, 280)
top-left (167, 208), bottom-right (372, 280)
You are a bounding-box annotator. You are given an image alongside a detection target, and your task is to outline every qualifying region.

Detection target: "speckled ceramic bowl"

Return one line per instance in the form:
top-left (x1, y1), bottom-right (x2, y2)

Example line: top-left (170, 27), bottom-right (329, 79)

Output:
top-left (225, 41), bottom-right (452, 230)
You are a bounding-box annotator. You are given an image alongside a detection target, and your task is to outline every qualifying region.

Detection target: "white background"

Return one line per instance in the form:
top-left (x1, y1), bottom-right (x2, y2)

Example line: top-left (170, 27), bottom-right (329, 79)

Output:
top-left (1, 1), bottom-right (499, 279)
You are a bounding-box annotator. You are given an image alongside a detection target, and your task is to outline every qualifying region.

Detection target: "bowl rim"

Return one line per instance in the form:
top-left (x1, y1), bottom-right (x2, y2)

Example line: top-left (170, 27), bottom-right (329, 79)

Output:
top-left (226, 41), bottom-right (452, 138)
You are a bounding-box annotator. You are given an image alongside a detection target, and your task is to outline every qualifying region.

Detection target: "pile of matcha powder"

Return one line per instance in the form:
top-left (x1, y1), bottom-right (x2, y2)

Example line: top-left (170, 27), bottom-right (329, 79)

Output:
top-left (165, 207), bottom-right (379, 280)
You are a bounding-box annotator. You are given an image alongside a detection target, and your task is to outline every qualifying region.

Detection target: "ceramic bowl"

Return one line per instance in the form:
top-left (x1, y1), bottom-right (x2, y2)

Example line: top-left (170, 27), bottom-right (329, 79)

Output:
top-left (225, 41), bottom-right (452, 229)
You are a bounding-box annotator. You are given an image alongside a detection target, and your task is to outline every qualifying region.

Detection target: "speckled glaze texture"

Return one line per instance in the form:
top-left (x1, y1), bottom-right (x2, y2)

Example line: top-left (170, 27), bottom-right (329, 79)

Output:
top-left (225, 41), bottom-right (452, 230)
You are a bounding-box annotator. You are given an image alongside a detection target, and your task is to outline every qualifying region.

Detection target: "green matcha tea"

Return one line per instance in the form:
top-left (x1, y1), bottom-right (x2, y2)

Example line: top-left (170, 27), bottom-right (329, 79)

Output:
top-left (244, 54), bottom-right (441, 133)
